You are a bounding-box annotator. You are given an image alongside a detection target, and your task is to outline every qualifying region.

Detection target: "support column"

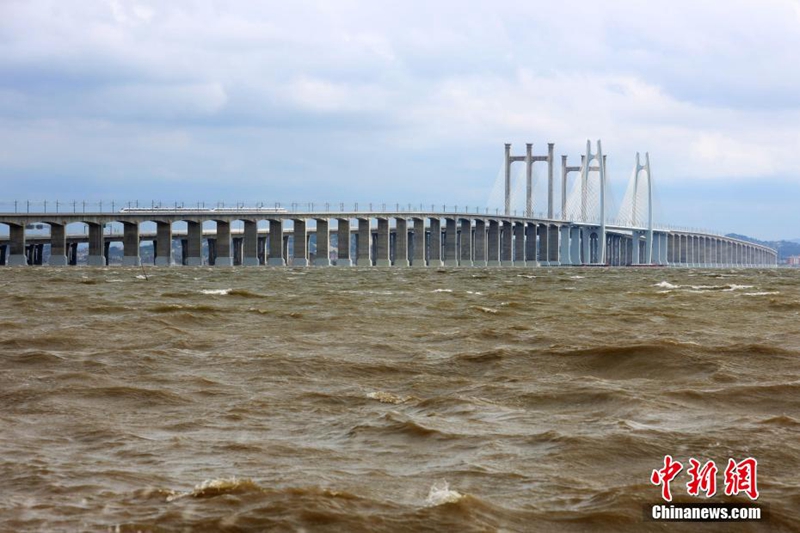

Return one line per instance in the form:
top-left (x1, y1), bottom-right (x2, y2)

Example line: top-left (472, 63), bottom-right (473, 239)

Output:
top-left (357, 218), bottom-right (371, 266)
top-left (487, 220), bottom-right (500, 267)
top-left (513, 222), bottom-right (525, 265)
top-left (0, 244), bottom-right (6, 265)
top-left (548, 225), bottom-right (560, 265)
top-left (395, 218), bottom-right (409, 266)
top-left (258, 237), bottom-right (266, 265)
top-left (232, 237), bottom-right (243, 265)
top-left (375, 218), bottom-right (391, 266)
top-left (525, 223), bottom-right (537, 266)
top-left (570, 226), bottom-right (581, 265)
top-left (560, 225), bottom-right (570, 266)
top-left (444, 218), bottom-right (458, 267)
top-left (412, 218), bottom-right (426, 267)
top-left (68, 242), bottom-right (78, 265)
top-left (292, 219), bottom-right (309, 266)
top-left (632, 231), bottom-right (641, 265)
top-left (87, 223), bottom-right (105, 266)
top-left (335, 219), bottom-right (351, 266)
top-left (268, 220), bottom-right (285, 266)
top-left (242, 220), bottom-right (259, 266)
top-left (181, 239), bottom-right (188, 265)
top-left (120, 222), bottom-right (140, 266)
top-left (582, 228), bottom-right (592, 265)
top-left (207, 239), bottom-right (217, 265)
top-left (186, 221), bottom-right (203, 266)
top-left (213, 221), bottom-right (232, 266)
top-left (474, 219), bottom-right (487, 266)
top-left (537, 223), bottom-right (549, 266)
top-left (459, 219), bottom-right (472, 266)
top-left (500, 221), bottom-right (513, 266)
top-left (49, 223), bottom-right (68, 266)
top-left (429, 218), bottom-right (443, 267)
top-left (155, 222), bottom-right (174, 266)
top-left (7, 224), bottom-right (27, 266)
top-left (103, 241), bottom-right (110, 265)
top-left (314, 219), bottom-right (331, 266)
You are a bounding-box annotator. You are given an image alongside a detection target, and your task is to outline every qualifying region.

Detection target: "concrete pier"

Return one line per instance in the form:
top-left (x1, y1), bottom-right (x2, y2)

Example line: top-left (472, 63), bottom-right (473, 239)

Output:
top-left (185, 222), bottom-right (203, 266)
top-left (86, 223), bottom-right (105, 266)
top-left (500, 221), bottom-right (513, 266)
top-left (154, 222), bottom-right (173, 266)
top-left (336, 219), bottom-right (351, 266)
top-left (429, 218), bottom-right (443, 267)
top-left (122, 222), bottom-right (140, 266)
top-left (7, 224), bottom-right (27, 266)
top-left (537, 224), bottom-right (548, 266)
top-left (548, 225), bottom-right (559, 265)
top-left (242, 220), bottom-right (260, 266)
top-left (487, 220), bottom-right (500, 267)
top-left (49, 223), bottom-right (68, 266)
top-left (314, 219), bottom-right (331, 266)
top-left (559, 226), bottom-right (570, 265)
top-left (525, 223), bottom-right (537, 265)
top-left (412, 218), bottom-right (426, 267)
top-left (292, 219), bottom-right (309, 266)
top-left (357, 218), bottom-right (371, 266)
top-left (459, 219), bottom-right (472, 266)
top-left (268, 220), bottom-right (285, 266)
top-left (395, 218), bottom-right (409, 266)
top-left (214, 221), bottom-right (232, 266)
top-left (513, 222), bottom-right (524, 265)
top-left (474, 219), bottom-right (487, 267)
top-left (375, 218), bottom-right (391, 267)
top-left (444, 218), bottom-right (458, 267)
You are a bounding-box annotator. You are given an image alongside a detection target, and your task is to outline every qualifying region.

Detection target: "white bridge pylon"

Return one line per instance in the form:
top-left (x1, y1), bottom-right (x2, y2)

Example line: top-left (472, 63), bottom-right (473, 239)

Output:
top-left (617, 152), bottom-right (654, 264)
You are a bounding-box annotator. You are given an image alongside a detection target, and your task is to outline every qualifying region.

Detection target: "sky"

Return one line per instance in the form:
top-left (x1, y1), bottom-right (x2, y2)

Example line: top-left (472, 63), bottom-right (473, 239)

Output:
top-left (1, 0), bottom-right (800, 240)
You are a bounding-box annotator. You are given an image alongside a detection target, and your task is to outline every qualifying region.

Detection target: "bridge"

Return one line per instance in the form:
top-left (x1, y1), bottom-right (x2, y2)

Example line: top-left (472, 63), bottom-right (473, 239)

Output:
top-left (0, 141), bottom-right (778, 268)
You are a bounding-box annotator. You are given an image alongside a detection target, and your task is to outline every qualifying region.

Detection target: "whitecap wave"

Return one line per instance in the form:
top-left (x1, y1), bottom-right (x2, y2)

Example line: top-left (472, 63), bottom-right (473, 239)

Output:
top-left (426, 480), bottom-right (463, 506)
top-left (655, 281), bottom-right (679, 289)
top-left (201, 289), bottom-right (232, 295)
top-left (367, 391), bottom-right (410, 404)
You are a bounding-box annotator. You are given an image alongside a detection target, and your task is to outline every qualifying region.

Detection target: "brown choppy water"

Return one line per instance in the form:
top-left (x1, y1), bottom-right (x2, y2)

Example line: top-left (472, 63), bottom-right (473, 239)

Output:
top-left (1, 267), bottom-right (799, 532)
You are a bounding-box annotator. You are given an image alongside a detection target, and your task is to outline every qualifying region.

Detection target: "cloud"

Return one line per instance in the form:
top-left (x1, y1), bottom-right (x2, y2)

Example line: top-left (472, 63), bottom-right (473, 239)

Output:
top-left (1, 0), bottom-right (800, 237)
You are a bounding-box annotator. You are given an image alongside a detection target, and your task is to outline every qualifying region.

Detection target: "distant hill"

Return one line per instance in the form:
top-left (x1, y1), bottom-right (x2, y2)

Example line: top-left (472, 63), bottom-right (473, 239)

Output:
top-left (726, 233), bottom-right (800, 260)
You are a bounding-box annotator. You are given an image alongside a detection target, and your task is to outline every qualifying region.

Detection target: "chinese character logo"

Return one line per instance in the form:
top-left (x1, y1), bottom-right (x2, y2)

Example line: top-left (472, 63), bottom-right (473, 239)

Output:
top-left (651, 456), bottom-right (758, 501)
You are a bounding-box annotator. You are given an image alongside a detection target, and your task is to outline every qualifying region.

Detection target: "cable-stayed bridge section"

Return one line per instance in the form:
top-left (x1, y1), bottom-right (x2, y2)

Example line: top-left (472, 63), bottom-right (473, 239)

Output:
top-left (0, 142), bottom-right (778, 268)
